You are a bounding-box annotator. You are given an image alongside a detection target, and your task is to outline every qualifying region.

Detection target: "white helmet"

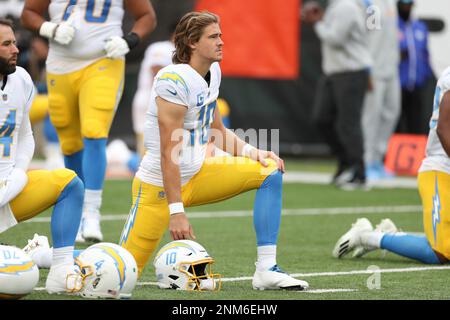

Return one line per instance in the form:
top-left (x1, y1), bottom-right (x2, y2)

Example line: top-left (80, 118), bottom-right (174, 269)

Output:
top-left (153, 240), bottom-right (221, 291)
top-left (0, 245), bottom-right (39, 299)
top-left (76, 242), bottom-right (138, 299)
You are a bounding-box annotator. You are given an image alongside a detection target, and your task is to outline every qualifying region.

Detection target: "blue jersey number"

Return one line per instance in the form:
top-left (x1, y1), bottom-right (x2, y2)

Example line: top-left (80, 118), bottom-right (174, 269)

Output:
top-left (430, 86), bottom-right (441, 129)
top-left (63, 0), bottom-right (112, 23)
top-left (0, 110), bottom-right (16, 158)
top-left (165, 252), bottom-right (177, 265)
top-left (189, 101), bottom-right (217, 146)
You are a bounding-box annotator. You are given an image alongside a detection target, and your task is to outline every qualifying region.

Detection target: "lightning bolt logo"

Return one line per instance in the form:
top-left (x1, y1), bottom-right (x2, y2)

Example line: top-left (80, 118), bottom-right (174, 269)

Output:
top-left (119, 185), bottom-right (142, 245)
top-left (159, 72), bottom-right (189, 94)
top-left (432, 176), bottom-right (441, 244)
top-left (0, 261), bottom-right (35, 275)
top-left (96, 245), bottom-right (127, 289)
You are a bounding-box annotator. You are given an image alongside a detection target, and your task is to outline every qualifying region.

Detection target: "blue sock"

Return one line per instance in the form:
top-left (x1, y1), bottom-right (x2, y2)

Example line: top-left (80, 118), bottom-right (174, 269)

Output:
top-left (43, 116), bottom-right (59, 143)
top-left (381, 234), bottom-right (442, 264)
top-left (65, 150), bottom-right (84, 183)
top-left (253, 170), bottom-right (282, 246)
top-left (83, 138), bottom-right (107, 190)
top-left (126, 152), bottom-right (141, 173)
top-left (51, 177), bottom-right (84, 248)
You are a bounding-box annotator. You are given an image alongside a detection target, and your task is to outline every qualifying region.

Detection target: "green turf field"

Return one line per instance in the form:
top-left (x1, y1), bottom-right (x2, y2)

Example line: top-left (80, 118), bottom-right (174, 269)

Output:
top-left (2, 159), bottom-right (448, 300)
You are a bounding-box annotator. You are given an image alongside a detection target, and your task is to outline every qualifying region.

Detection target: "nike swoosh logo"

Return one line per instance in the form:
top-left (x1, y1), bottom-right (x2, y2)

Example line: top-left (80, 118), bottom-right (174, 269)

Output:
top-left (166, 89), bottom-right (177, 96)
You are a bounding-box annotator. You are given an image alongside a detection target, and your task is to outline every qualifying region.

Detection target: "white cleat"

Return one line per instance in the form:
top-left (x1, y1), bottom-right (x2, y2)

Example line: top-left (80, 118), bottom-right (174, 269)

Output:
top-left (332, 218), bottom-right (373, 258)
top-left (75, 221), bottom-right (85, 243)
top-left (252, 265), bottom-right (309, 291)
top-left (23, 233), bottom-right (50, 260)
top-left (45, 264), bottom-right (85, 295)
top-left (82, 217), bottom-right (103, 243)
top-left (352, 218), bottom-right (398, 258)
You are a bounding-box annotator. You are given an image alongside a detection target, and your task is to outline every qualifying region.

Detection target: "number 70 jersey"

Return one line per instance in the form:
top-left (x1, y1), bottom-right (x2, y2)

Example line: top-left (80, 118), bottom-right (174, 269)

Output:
top-left (137, 62), bottom-right (221, 187)
top-left (47, 0), bottom-right (125, 74)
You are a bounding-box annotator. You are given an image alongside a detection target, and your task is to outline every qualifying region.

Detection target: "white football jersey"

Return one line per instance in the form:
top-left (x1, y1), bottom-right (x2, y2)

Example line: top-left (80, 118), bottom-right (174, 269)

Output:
top-left (46, 0), bottom-right (125, 74)
top-left (132, 40), bottom-right (175, 134)
top-left (137, 62), bottom-right (221, 187)
top-left (419, 66), bottom-right (450, 173)
top-left (0, 67), bottom-right (34, 179)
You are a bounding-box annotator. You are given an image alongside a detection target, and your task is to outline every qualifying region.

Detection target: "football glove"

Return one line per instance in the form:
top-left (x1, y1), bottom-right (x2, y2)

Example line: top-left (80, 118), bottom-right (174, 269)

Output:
top-left (39, 21), bottom-right (75, 45)
top-left (104, 32), bottom-right (140, 59)
top-left (104, 36), bottom-right (130, 59)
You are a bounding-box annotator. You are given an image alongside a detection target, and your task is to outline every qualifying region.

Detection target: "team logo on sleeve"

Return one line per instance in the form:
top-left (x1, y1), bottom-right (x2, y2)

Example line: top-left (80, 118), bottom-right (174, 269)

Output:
top-left (159, 72), bottom-right (189, 94)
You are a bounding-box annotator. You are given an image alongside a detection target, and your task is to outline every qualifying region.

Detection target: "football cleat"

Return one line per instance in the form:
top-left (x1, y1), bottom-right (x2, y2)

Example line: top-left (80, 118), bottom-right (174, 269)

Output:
top-left (82, 216), bottom-right (103, 243)
top-left (352, 218), bottom-right (398, 258)
top-left (75, 220), bottom-right (85, 243)
top-left (252, 265), bottom-right (309, 291)
top-left (22, 233), bottom-right (50, 260)
top-left (332, 218), bottom-right (373, 258)
top-left (45, 263), bottom-right (86, 295)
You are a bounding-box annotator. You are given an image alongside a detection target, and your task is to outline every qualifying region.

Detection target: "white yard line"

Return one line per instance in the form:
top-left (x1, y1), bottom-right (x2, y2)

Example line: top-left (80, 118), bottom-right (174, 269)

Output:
top-left (136, 265), bottom-right (450, 287)
top-left (25, 205), bottom-right (422, 223)
top-left (283, 172), bottom-right (417, 189)
top-left (34, 265), bottom-right (450, 293)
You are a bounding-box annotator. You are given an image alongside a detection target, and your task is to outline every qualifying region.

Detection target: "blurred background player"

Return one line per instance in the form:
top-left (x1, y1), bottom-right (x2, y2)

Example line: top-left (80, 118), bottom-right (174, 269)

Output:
top-left (0, 18), bottom-right (85, 295)
top-left (303, 0), bottom-right (372, 190)
top-left (27, 35), bottom-right (64, 170)
top-left (20, 0), bottom-right (157, 243)
top-left (132, 24), bottom-right (175, 159)
top-left (362, 0), bottom-right (401, 180)
top-left (118, 11), bottom-right (309, 291)
top-left (333, 66), bottom-right (450, 265)
top-left (106, 23), bottom-right (176, 174)
top-left (396, 0), bottom-right (434, 134)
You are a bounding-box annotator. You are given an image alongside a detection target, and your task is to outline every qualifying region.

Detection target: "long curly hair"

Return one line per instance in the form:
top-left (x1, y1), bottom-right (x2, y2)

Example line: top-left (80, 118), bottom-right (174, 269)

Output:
top-left (172, 11), bottom-right (219, 64)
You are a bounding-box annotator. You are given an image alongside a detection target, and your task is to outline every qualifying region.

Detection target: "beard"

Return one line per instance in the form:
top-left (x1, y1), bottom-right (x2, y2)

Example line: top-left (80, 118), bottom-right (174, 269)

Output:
top-left (0, 56), bottom-right (16, 76)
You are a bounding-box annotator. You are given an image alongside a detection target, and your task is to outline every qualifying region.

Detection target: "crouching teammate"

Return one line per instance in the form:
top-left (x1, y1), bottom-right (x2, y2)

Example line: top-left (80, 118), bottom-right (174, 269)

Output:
top-left (334, 66), bottom-right (450, 265)
top-left (0, 19), bottom-right (85, 295)
top-left (118, 12), bottom-right (309, 291)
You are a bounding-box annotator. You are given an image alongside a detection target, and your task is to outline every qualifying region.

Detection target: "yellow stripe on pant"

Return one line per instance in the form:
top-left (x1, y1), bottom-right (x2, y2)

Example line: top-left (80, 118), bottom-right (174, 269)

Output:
top-left (418, 170), bottom-right (450, 260)
top-left (119, 157), bottom-right (279, 276)
top-left (10, 169), bottom-right (77, 223)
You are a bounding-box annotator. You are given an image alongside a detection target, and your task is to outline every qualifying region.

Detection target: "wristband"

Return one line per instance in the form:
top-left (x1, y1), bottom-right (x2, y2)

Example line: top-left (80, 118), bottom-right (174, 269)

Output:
top-left (123, 32), bottom-right (140, 50)
top-left (242, 144), bottom-right (256, 157)
top-left (169, 202), bottom-right (184, 215)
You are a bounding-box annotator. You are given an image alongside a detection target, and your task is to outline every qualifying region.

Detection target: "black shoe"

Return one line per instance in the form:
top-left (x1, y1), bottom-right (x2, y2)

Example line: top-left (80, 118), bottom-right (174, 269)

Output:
top-left (335, 166), bottom-right (369, 191)
top-left (331, 163), bottom-right (351, 185)
top-left (338, 174), bottom-right (369, 191)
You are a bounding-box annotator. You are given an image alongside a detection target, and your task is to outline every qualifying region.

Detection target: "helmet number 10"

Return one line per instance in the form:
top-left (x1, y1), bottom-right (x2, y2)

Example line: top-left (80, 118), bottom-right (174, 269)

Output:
top-left (165, 252), bottom-right (177, 265)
